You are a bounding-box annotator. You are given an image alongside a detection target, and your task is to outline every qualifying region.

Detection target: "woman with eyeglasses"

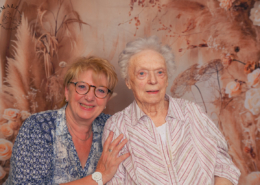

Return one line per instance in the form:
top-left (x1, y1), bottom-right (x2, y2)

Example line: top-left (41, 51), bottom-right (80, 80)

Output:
top-left (6, 57), bottom-right (130, 185)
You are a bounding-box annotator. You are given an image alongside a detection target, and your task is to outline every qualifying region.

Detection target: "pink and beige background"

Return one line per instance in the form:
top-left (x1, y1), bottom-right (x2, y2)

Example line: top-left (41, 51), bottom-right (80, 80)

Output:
top-left (0, 0), bottom-right (260, 184)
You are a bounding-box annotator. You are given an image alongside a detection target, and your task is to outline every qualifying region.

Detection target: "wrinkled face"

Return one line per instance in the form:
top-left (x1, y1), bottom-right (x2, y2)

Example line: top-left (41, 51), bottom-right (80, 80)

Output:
top-left (126, 49), bottom-right (168, 106)
top-left (65, 70), bottom-right (110, 123)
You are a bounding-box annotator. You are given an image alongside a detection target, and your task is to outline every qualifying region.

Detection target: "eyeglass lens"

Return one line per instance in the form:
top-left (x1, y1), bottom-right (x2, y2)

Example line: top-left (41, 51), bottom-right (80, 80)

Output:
top-left (75, 82), bottom-right (109, 98)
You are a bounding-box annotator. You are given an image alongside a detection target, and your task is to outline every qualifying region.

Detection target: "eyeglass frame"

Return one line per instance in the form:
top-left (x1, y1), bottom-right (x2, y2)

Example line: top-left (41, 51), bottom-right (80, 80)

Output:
top-left (69, 81), bottom-right (112, 99)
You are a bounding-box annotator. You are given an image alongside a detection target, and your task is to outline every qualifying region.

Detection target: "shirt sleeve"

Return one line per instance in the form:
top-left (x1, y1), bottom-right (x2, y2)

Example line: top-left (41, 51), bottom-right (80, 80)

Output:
top-left (102, 115), bottom-right (127, 185)
top-left (191, 102), bottom-right (241, 185)
top-left (6, 115), bottom-right (54, 185)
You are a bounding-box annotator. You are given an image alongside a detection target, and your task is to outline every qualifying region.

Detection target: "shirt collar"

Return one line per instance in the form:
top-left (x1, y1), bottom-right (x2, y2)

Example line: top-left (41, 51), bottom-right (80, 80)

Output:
top-left (132, 100), bottom-right (147, 123)
top-left (56, 104), bottom-right (103, 136)
top-left (131, 94), bottom-right (185, 126)
top-left (56, 105), bottom-right (68, 136)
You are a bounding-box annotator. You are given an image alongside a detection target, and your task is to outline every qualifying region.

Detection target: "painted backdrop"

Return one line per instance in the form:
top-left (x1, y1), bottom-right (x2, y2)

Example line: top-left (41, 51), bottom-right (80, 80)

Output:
top-left (0, 0), bottom-right (260, 184)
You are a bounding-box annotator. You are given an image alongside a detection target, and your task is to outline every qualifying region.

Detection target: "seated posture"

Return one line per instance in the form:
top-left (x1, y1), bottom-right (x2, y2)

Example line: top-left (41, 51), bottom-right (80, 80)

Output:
top-left (6, 57), bottom-right (129, 185)
top-left (102, 36), bottom-right (241, 185)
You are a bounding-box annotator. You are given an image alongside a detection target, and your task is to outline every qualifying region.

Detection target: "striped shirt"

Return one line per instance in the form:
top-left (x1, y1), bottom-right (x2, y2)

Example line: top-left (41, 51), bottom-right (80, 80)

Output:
top-left (102, 94), bottom-right (240, 185)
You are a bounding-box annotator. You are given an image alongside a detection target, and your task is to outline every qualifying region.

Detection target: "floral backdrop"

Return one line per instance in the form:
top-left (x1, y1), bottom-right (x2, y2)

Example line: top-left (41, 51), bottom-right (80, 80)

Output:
top-left (0, 0), bottom-right (260, 184)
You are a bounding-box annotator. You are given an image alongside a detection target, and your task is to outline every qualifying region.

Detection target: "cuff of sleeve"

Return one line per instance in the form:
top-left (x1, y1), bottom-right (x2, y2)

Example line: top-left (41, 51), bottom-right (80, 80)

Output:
top-left (214, 164), bottom-right (241, 185)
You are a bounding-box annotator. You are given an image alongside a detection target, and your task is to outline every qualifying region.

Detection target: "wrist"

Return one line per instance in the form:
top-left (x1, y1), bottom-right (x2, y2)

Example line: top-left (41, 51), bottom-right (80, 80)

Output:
top-left (92, 171), bottom-right (103, 185)
top-left (101, 173), bottom-right (110, 184)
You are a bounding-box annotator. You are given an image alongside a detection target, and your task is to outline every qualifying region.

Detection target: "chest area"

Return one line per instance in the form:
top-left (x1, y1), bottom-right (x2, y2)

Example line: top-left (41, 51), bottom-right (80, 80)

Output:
top-left (52, 133), bottom-right (102, 183)
top-left (123, 119), bottom-right (214, 184)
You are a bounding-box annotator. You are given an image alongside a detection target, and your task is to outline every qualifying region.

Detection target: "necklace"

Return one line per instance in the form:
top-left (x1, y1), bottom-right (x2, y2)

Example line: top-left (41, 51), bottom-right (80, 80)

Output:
top-left (67, 122), bottom-right (92, 141)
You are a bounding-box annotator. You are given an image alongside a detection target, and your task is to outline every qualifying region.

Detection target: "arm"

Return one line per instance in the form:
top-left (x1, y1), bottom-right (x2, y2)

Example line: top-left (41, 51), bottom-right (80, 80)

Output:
top-left (209, 117), bottom-right (240, 185)
top-left (214, 176), bottom-right (233, 185)
top-left (61, 132), bottom-right (130, 185)
top-left (191, 103), bottom-right (240, 185)
top-left (6, 116), bottom-right (54, 185)
top-left (60, 175), bottom-right (98, 185)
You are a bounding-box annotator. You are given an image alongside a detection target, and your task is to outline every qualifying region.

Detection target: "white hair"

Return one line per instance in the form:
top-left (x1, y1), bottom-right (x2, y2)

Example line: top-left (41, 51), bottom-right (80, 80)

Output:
top-left (118, 36), bottom-right (175, 79)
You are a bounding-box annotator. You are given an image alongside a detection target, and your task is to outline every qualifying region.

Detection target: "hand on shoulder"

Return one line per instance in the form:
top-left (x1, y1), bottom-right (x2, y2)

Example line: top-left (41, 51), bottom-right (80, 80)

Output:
top-left (95, 131), bottom-right (130, 183)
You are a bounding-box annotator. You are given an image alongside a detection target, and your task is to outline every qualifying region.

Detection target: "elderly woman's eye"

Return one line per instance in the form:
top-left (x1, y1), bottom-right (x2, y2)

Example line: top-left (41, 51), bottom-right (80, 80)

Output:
top-left (137, 71), bottom-right (147, 79)
top-left (158, 71), bottom-right (164, 75)
top-left (138, 71), bottom-right (147, 76)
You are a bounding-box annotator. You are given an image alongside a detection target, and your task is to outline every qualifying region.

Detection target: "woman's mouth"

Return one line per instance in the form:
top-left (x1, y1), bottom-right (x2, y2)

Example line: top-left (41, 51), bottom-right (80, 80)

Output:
top-left (80, 103), bottom-right (94, 109)
top-left (147, 90), bottom-right (159, 94)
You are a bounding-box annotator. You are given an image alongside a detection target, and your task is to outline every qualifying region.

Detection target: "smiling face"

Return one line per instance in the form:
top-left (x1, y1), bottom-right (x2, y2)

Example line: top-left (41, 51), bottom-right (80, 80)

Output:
top-left (126, 49), bottom-right (168, 106)
top-left (65, 70), bottom-right (110, 124)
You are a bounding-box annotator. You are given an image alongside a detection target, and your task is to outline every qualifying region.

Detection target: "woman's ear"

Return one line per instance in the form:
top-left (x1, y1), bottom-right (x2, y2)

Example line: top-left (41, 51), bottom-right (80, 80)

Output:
top-left (125, 78), bottom-right (131, 89)
top-left (65, 86), bottom-right (69, 101)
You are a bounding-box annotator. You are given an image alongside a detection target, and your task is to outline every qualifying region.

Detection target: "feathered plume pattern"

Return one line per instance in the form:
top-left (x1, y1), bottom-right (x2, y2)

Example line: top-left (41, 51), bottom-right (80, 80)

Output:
top-left (0, 0), bottom-right (86, 182)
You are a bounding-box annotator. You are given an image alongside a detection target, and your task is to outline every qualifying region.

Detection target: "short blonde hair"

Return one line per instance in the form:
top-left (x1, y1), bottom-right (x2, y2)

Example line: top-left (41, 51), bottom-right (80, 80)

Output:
top-left (60, 57), bottom-right (118, 107)
top-left (64, 56), bottom-right (118, 91)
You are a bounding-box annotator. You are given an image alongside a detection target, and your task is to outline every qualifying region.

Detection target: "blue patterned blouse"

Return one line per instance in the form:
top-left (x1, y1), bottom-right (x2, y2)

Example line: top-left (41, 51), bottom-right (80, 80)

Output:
top-left (5, 105), bottom-right (110, 185)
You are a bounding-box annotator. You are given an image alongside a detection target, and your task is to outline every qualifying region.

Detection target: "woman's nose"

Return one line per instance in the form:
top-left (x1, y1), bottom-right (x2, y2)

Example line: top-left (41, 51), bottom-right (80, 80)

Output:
top-left (148, 71), bottom-right (158, 84)
top-left (85, 87), bottom-right (95, 101)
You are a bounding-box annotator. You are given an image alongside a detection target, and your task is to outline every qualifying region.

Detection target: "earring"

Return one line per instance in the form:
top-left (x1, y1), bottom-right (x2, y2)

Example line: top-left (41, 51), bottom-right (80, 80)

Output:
top-left (104, 106), bottom-right (106, 109)
top-left (65, 99), bottom-right (68, 102)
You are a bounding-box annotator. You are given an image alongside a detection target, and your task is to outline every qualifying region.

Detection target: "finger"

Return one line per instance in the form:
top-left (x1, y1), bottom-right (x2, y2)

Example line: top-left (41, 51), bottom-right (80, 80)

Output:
top-left (108, 134), bottom-right (124, 150)
top-left (115, 153), bottom-right (130, 164)
top-left (103, 131), bottom-right (114, 152)
top-left (112, 138), bottom-right (128, 154)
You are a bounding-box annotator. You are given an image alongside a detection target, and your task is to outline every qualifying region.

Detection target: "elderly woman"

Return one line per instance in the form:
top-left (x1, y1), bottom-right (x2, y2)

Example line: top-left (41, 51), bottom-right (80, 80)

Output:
top-left (6, 57), bottom-right (129, 185)
top-left (102, 36), bottom-right (241, 185)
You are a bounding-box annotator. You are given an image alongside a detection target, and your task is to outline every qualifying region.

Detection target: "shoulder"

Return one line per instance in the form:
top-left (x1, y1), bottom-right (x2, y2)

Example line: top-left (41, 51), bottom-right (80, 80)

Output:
top-left (170, 97), bottom-right (224, 140)
top-left (13, 108), bottom-right (58, 158)
top-left (93, 113), bottom-right (110, 134)
top-left (170, 96), bottom-right (196, 110)
top-left (23, 109), bottom-right (57, 129)
top-left (103, 103), bottom-right (133, 138)
top-left (169, 96), bottom-right (205, 116)
top-left (9, 110), bottom-right (56, 184)
top-left (105, 104), bottom-right (132, 127)
top-left (95, 113), bottom-right (110, 125)
top-left (17, 109), bottom-right (58, 145)
top-left (102, 105), bottom-right (133, 145)
top-left (168, 96), bottom-right (215, 133)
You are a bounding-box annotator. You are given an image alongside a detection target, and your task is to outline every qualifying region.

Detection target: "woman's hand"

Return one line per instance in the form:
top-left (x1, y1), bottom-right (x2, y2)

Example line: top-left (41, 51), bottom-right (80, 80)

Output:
top-left (95, 131), bottom-right (130, 184)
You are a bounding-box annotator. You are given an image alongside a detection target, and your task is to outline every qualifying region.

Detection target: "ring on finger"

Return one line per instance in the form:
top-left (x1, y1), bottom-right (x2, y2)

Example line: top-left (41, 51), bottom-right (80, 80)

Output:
top-left (108, 149), bottom-right (112, 152)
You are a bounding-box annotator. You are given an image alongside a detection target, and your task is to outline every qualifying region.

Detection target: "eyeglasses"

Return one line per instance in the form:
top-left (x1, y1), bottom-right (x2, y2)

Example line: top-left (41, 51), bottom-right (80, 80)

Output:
top-left (69, 81), bottom-right (112, 99)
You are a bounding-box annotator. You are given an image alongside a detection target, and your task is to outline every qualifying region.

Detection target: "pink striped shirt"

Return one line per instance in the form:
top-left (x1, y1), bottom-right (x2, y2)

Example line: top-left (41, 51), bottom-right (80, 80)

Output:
top-left (102, 95), bottom-right (240, 185)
